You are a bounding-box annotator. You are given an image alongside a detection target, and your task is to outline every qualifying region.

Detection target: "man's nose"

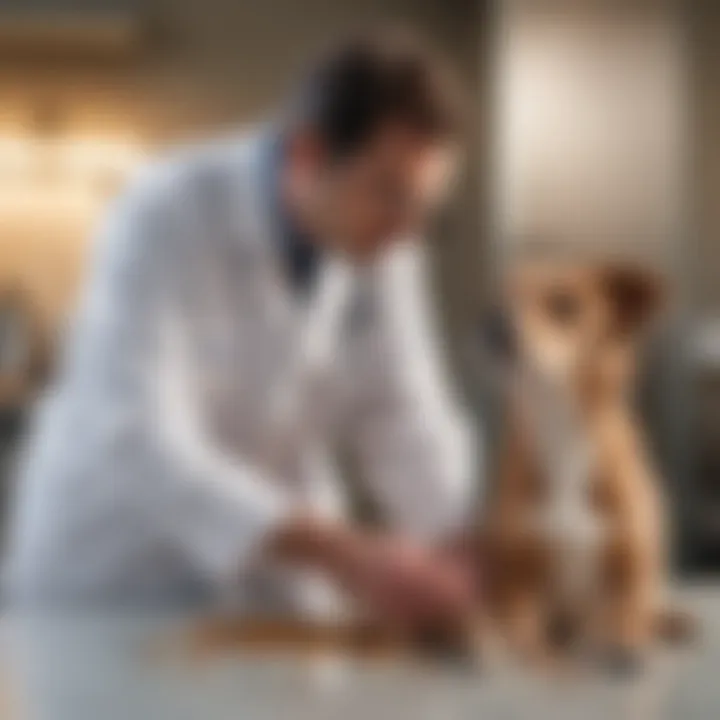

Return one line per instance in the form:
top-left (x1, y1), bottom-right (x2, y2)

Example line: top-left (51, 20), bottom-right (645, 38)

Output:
top-left (480, 306), bottom-right (518, 362)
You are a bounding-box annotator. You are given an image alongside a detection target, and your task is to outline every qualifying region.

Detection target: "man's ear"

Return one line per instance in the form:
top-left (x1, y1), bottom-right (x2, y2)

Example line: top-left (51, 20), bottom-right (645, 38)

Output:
top-left (600, 264), bottom-right (667, 336)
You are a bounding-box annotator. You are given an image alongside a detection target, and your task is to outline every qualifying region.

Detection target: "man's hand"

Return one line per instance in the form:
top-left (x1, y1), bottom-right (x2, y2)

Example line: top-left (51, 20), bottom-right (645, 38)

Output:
top-left (438, 529), bottom-right (486, 600)
top-left (267, 515), bottom-right (475, 630)
top-left (328, 530), bottom-right (475, 629)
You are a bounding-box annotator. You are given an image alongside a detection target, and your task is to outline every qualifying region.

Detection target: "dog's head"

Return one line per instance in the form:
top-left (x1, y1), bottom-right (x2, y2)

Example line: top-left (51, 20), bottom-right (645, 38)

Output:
top-left (484, 261), bottom-right (666, 402)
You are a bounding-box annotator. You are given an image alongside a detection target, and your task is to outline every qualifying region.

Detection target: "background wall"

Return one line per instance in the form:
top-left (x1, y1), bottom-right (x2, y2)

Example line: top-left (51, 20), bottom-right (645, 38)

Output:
top-left (685, 1), bottom-right (720, 566)
top-left (495, 0), bottom-right (685, 268)
top-left (690, 1), bottom-right (720, 318)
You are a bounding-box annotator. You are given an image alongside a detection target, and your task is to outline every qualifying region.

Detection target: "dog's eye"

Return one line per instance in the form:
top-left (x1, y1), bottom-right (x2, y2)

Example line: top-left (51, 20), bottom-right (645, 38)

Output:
top-left (543, 290), bottom-right (581, 325)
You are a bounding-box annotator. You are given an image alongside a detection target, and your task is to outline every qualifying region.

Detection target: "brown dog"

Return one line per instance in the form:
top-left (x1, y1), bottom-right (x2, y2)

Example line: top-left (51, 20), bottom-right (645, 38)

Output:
top-left (186, 260), bottom-right (692, 672)
top-left (481, 258), bottom-right (692, 674)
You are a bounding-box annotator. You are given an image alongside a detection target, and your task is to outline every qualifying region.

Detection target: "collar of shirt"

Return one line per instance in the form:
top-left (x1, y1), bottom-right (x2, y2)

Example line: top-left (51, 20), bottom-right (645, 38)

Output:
top-left (262, 130), bottom-right (322, 297)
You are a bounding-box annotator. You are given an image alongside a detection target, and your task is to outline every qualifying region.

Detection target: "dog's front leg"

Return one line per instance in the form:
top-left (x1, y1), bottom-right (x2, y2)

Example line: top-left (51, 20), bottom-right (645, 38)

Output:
top-left (599, 530), bottom-right (659, 675)
top-left (489, 532), bottom-right (551, 668)
top-left (501, 587), bottom-right (548, 666)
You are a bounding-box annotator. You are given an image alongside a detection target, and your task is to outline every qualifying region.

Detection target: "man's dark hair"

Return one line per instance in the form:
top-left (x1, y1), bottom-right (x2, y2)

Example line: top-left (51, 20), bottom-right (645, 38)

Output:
top-left (293, 28), bottom-right (465, 158)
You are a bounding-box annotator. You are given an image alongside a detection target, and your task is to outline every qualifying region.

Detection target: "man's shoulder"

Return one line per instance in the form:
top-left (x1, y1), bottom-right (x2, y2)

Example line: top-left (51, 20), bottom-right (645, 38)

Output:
top-left (93, 129), bottom-right (269, 279)
top-left (121, 129), bottom-right (263, 216)
top-left (99, 128), bottom-right (268, 265)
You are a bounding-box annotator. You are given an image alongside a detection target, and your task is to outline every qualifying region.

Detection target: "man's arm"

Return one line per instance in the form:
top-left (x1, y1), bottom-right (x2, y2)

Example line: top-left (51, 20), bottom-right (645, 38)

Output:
top-left (78, 169), bottom-right (302, 586)
top-left (345, 241), bottom-right (479, 543)
top-left (82, 169), bottom-right (472, 623)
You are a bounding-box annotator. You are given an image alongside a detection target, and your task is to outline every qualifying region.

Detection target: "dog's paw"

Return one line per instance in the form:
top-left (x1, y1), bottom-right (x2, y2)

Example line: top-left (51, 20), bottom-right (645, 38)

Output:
top-left (417, 634), bottom-right (484, 673)
top-left (597, 645), bottom-right (645, 679)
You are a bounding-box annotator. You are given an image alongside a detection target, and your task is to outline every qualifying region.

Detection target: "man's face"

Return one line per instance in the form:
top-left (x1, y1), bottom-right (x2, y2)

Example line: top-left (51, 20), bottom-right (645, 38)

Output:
top-left (290, 125), bottom-right (459, 260)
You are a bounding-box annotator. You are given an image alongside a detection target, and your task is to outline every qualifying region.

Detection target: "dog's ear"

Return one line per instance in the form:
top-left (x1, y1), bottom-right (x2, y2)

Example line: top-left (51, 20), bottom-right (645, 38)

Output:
top-left (600, 264), bottom-right (666, 336)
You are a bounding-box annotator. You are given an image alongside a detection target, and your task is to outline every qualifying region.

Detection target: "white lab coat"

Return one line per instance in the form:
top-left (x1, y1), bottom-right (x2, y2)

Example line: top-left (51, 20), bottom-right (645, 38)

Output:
top-left (5, 130), bottom-right (477, 613)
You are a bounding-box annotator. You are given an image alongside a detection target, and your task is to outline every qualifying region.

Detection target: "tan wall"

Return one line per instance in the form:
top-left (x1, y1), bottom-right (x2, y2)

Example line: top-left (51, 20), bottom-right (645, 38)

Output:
top-left (496, 0), bottom-right (684, 270)
top-left (690, 3), bottom-right (720, 316)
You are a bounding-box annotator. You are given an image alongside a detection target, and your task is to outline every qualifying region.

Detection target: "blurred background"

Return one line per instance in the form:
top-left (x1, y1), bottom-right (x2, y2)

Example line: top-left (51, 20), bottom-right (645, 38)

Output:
top-left (0, 0), bottom-right (717, 573)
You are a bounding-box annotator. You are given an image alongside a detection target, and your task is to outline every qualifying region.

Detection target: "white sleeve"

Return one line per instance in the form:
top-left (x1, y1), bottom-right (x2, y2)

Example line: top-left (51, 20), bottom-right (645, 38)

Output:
top-left (76, 172), bottom-right (291, 586)
top-left (345, 242), bottom-right (479, 542)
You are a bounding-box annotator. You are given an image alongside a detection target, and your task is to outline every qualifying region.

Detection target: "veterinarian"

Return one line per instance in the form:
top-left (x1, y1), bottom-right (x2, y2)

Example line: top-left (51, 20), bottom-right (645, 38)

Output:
top-left (7, 30), bottom-right (479, 627)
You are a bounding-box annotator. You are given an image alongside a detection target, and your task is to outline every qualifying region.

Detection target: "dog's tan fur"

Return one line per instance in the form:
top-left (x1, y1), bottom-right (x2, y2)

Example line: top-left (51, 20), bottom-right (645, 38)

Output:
top-left (482, 259), bottom-right (691, 667)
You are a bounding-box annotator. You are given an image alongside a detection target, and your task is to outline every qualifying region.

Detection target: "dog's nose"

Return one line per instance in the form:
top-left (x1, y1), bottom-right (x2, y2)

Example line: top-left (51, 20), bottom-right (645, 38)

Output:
top-left (480, 306), bottom-right (517, 362)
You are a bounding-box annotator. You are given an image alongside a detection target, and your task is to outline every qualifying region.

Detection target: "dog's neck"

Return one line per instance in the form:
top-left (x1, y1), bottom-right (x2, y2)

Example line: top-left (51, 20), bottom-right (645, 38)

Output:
top-left (517, 370), bottom-right (594, 489)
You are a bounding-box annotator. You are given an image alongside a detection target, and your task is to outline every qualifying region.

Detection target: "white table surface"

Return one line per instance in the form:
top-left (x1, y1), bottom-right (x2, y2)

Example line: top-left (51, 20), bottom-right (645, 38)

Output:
top-left (2, 585), bottom-right (719, 720)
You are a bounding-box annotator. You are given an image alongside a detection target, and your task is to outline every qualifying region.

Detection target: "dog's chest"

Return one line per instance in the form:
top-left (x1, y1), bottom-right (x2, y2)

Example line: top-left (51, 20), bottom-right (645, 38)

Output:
top-left (523, 387), bottom-right (606, 600)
